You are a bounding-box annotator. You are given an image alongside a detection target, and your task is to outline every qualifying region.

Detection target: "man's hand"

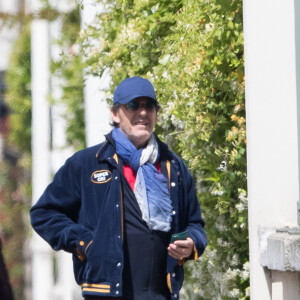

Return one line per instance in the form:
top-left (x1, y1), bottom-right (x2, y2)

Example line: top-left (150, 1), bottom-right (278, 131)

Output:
top-left (167, 237), bottom-right (194, 260)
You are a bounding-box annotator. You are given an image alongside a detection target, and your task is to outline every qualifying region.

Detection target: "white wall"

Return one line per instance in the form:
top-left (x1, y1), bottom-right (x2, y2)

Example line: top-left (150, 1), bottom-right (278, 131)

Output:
top-left (0, 0), bottom-right (20, 13)
top-left (0, 0), bottom-right (20, 71)
top-left (296, 0), bottom-right (300, 204)
top-left (244, 0), bottom-right (300, 298)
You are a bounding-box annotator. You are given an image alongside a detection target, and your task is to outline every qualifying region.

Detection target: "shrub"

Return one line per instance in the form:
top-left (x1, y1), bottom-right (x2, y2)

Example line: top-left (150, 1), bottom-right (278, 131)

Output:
top-left (79, 0), bottom-right (248, 298)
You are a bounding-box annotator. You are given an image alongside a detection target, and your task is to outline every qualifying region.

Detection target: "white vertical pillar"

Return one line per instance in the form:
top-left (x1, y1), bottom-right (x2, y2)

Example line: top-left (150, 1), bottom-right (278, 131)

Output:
top-left (244, 0), bottom-right (299, 299)
top-left (31, 11), bottom-right (53, 300)
top-left (81, 1), bottom-right (110, 147)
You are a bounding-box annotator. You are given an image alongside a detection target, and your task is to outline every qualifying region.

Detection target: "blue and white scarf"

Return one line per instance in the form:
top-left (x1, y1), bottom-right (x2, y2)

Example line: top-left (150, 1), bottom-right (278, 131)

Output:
top-left (112, 127), bottom-right (172, 232)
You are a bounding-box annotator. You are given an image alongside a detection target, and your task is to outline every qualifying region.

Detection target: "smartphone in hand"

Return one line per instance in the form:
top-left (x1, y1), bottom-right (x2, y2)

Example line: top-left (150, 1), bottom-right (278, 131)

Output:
top-left (170, 231), bottom-right (188, 243)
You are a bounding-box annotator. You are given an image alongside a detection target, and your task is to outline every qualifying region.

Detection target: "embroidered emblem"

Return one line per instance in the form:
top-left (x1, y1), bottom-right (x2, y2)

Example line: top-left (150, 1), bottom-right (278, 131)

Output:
top-left (91, 170), bottom-right (112, 184)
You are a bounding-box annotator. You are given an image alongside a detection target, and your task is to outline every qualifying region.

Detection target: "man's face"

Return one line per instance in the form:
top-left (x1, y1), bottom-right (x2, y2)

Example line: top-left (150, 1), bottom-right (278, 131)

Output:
top-left (111, 97), bottom-right (158, 149)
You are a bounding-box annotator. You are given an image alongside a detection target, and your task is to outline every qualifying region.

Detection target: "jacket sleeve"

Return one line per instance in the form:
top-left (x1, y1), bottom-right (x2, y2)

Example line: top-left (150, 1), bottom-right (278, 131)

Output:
top-left (179, 159), bottom-right (207, 260)
top-left (30, 155), bottom-right (93, 258)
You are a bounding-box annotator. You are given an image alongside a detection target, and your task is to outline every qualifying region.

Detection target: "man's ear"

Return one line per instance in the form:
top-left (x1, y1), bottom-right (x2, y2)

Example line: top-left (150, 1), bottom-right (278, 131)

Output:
top-left (110, 108), bottom-right (120, 124)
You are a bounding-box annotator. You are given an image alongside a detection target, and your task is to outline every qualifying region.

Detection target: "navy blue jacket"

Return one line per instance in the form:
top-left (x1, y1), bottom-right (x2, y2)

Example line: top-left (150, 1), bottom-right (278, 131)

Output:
top-left (30, 133), bottom-right (207, 299)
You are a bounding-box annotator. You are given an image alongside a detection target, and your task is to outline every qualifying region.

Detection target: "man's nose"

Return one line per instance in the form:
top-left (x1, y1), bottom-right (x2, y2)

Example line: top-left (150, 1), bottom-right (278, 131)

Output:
top-left (138, 103), bottom-right (148, 114)
top-left (138, 107), bottom-right (148, 116)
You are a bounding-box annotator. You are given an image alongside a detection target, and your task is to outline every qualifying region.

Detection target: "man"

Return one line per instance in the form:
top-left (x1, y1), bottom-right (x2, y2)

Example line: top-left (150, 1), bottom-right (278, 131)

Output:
top-left (30, 76), bottom-right (207, 300)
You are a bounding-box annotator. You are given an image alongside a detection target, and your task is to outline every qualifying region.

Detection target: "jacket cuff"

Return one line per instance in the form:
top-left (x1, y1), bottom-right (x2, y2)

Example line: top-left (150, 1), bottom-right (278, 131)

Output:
top-left (186, 228), bottom-right (206, 260)
top-left (192, 244), bottom-right (198, 260)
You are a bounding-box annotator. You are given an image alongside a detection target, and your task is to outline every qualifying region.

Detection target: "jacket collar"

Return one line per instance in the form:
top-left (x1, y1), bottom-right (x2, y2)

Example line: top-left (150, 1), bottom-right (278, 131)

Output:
top-left (155, 133), bottom-right (170, 162)
top-left (96, 131), bottom-right (116, 164)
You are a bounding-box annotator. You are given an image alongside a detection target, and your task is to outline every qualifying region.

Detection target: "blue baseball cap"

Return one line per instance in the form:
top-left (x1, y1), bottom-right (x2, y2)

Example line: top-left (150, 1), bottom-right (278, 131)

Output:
top-left (113, 76), bottom-right (157, 105)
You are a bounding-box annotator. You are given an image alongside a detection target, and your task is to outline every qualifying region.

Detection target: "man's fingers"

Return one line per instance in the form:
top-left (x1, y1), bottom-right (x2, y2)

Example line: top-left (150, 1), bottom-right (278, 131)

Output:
top-left (173, 237), bottom-right (194, 247)
top-left (167, 237), bottom-right (195, 259)
top-left (169, 243), bottom-right (185, 254)
top-left (173, 240), bottom-right (188, 246)
top-left (168, 244), bottom-right (190, 259)
top-left (168, 248), bottom-right (184, 260)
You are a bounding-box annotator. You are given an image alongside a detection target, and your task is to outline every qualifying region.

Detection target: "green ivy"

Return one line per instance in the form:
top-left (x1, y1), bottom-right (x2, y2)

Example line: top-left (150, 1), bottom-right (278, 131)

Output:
top-left (5, 23), bottom-right (31, 152)
top-left (80, 0), bottom-right (248, 298)
top-left (79, 0), bottom-right (184, 92)
top-left (3, 21), bottom-right (32, 299)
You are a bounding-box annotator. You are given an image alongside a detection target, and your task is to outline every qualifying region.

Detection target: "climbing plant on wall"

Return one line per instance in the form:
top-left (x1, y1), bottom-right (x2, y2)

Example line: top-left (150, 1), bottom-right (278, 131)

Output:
top-left (150, 2), bottom-right (248, 299)
top-left (2, 21), bottom-right (32, 300)
top-left (79, 0), bottom-right (248, 299)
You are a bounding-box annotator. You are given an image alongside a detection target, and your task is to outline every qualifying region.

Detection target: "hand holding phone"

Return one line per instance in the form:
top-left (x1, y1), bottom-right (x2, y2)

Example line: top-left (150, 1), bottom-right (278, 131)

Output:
top-left (168, 231), bottom-right (194, 260)
top-left (170, 231), bottom-right (188, 243)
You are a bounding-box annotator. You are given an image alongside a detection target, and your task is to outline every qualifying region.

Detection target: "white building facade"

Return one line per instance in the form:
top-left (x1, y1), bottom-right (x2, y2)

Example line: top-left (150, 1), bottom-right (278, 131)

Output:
top-left (244, 0), bottom-right (300, 299)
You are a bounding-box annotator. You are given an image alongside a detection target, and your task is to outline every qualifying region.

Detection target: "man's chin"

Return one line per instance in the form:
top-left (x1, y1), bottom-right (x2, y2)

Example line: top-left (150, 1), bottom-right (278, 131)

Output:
top-left (130, 132), bottom-right (152, 148)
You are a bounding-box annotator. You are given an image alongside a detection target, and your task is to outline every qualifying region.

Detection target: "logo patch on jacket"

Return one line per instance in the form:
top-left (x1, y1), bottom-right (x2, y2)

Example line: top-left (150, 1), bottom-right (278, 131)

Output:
top-left (91, 170), bottom-right (112, 184)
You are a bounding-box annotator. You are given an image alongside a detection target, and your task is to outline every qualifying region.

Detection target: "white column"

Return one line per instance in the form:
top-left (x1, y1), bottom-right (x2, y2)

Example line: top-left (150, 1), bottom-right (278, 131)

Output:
top-left (244, 0), bottom-right (299, 299)
top-left (81, 1), bottom-right (110, 147)
top-left (31, 12), bottom-right (53, 300)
